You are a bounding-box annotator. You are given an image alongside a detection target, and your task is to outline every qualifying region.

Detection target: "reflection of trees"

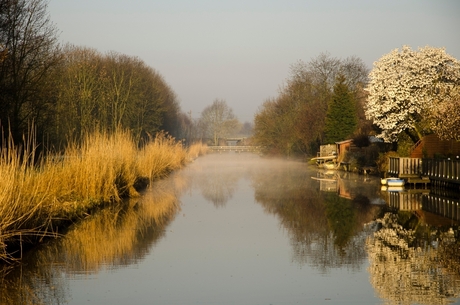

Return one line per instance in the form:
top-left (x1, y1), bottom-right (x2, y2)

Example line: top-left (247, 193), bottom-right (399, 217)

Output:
top-left (188, 154), bottom-right (261, 207)
top-left (251, 161), bottom-right (382, 272)
top-left (367, 213), bottom-right (460, 305)
top-left (0, 175), bottom-right (185, 305)
top-left (324, 193), bottom-right (356, 248)
top-left (196, 170), bottom-right (239, 207)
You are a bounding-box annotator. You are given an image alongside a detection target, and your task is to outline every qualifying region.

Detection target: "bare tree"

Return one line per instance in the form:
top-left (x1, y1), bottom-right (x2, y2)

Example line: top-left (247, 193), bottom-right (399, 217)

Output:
top-left (0, 0), bottom-right (60, 143)
top-left (199, 99), bottom-right (239, 145)
top-left (53, 45), bottom-right (104, 142)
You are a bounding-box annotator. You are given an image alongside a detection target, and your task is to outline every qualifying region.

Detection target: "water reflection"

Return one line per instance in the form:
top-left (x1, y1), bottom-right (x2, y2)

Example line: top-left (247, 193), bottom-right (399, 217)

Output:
top-left (189, 158), bottom-right (242, 207)
top-left (0, 175), bottom-right (185, 305)
top-left (2, 153), bottom-right (460, 305)
top-left (252, 165), bottom-right (383, 272)
top-left (367, 213), bottom-right (460, 305)
top-left (368, 186), bottom-right (460, 305)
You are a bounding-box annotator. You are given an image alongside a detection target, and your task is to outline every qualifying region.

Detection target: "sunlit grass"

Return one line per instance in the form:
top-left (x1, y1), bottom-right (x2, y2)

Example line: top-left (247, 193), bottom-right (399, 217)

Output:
top-left (0, 129), bottom-right (189, 264)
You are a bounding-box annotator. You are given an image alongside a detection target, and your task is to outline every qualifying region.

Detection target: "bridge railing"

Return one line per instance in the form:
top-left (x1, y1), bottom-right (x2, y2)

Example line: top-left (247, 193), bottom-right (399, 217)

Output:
top-left (207, 146), bottom-right (261, 153)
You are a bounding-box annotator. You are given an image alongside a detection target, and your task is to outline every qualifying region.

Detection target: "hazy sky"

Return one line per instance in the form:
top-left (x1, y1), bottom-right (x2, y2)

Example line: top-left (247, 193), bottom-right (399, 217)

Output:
top-left (47, 0), bottom-right (460, 122)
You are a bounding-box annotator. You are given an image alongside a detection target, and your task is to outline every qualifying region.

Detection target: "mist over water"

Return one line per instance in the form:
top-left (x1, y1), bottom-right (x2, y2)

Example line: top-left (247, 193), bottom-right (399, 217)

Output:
top-left (2, 153), bottom-right (460, 305)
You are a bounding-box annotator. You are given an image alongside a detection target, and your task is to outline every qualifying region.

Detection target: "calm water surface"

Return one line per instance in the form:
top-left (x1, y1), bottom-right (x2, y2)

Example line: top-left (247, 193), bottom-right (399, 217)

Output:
top-left (2, 153), bottom-right (460, 305)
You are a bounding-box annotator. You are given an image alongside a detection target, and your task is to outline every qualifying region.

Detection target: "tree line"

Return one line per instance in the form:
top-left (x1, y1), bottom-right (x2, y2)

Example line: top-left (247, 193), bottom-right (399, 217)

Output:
top-left (254, 53), bottom-right (370, 156)
top-left (253, 47), bottom-right (460, 157)
top-left (3, 1), bottom-right (458, 154)
top-left (0, 0), bottom-right (188, 150)
top-left (0, 0), bottom-right (251, 150)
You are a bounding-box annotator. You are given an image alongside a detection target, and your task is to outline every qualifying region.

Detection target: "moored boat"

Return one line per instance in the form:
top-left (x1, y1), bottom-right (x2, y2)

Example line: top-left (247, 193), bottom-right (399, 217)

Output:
top-left (386, 178), bottom-right (405, 187)
top-left (381, 177), bottom-right (404, 186)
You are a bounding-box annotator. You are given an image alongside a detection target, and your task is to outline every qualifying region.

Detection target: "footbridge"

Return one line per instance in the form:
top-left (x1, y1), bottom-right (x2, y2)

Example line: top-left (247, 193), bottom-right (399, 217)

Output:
top-left (208, 146), bottom-right (262, 154)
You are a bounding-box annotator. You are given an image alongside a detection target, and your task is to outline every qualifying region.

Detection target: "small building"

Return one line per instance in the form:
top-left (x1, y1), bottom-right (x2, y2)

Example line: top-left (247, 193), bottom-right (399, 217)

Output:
top-left (319, 144), bottom-right (337, 157)
top-left (335, 139), bottom-right (355, 163)
top-left (313, 139), bottom-right (355, 167)
top-left (410, 134), bottom-right (460, 158)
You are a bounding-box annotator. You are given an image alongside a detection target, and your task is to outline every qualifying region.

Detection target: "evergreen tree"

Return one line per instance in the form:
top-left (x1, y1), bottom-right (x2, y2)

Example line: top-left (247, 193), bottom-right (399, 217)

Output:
top-left (324, 74), bottom-right (357, 143)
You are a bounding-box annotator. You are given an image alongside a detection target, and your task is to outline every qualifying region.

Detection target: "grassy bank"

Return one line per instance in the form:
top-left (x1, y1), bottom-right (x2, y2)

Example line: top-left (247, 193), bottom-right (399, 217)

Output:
top-left (0, 130), bottom-right (206, 265)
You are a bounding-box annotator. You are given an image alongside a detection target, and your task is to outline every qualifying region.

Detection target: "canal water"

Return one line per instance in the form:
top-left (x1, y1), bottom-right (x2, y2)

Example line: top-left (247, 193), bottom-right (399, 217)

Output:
top-left (2, 153), bottom-right (460, 305)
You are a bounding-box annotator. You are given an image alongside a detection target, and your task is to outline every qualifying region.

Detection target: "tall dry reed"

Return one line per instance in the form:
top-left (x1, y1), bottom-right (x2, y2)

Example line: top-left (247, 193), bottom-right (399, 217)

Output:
top-left (137, 132), bottom-right (187, 180)
top-left (0, 135), bottom-right (58, 263)
top-left (187, 142), bottom-right (208, 160)
top-left (0, 129), bottom-right (187, 264)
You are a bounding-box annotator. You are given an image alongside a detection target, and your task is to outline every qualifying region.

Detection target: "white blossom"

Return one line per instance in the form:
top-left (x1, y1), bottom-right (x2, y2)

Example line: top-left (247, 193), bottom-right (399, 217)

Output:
top-left (428, 87), bottom-right (460, 141)
top-left (365, 46), bottom-right (460, 142)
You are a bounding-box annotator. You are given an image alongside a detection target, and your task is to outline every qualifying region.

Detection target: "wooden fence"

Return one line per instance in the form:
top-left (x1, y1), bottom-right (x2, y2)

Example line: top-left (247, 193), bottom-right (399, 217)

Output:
top-left (422, 159), bottom-right (460, 182)
top-left (388, 157), bottom-right (423, 177)
top-left (389, 157), bottom-right (460, 187)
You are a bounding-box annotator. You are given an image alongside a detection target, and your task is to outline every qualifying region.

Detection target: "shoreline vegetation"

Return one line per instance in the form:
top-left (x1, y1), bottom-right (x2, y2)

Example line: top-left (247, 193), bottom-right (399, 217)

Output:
top-left (0, 129), bottom-right (208, 266)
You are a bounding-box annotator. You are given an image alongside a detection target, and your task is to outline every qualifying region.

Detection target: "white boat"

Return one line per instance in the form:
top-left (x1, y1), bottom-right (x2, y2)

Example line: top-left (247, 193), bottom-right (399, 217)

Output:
top-left (386, 178), bottom-right (405, 187)
top-left (381, 177), bottom-right (404, 186)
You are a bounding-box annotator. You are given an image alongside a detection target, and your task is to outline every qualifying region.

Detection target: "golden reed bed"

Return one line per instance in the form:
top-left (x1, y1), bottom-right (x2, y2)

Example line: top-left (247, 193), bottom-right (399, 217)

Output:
top-left (0, 129), bottom-right (207, 265)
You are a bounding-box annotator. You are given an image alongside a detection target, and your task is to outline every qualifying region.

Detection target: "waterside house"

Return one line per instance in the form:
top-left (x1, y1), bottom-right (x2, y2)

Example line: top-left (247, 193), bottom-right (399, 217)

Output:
top-left (409, 134), bottom-right (460, 158)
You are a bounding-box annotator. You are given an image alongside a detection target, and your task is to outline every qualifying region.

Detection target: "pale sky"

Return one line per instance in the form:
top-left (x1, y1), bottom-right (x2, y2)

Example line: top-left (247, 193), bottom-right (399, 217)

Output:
top-left (47, 0), bottom-right (460, 123)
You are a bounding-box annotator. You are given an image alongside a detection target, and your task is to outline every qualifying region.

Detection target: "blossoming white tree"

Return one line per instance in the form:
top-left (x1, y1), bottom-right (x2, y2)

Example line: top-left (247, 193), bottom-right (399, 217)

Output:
top-left (365, 46), bottom-right (460, 142)
top-left (428, 87), bottom-right (460, 141)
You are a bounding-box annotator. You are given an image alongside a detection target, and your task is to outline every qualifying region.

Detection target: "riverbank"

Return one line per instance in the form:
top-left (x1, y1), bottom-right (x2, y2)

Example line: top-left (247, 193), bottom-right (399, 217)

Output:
top-left (0, 130), bottom-right (207, 265)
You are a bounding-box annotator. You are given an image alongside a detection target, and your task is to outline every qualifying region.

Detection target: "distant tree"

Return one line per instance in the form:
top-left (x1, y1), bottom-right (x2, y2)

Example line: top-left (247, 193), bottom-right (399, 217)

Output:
top-left (253, 99), bottom-right (280, 151)
top-left (174, 111), bottom-right (193, 143)
top-left (324, 74), bottom-right (357, 143)
top-left (103, 52), bottom-right (137, 130)
top-left (239, 121), bottom-right (253, 136)
top-left (365, 46), bottom-right (460, 143)
top-left (285, 68), bottom-right (327, 154)
top-left (122, 59), bottom-right (167, 141)
top-left (157, 82), bottom-right (181, 138)
top-left (0, 0), bottom-right (60, 143)
top-left (253, 96), bottom-right (300, 156)
top-left (200, 99), bottom-right (239, 145)
top-left (253, 54), bottom-right (368, 156)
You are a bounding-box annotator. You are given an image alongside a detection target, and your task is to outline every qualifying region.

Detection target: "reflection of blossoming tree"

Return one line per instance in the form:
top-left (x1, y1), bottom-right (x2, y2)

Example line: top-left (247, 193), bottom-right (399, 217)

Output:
top-left (367, 213), bottom-right (460, 305)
